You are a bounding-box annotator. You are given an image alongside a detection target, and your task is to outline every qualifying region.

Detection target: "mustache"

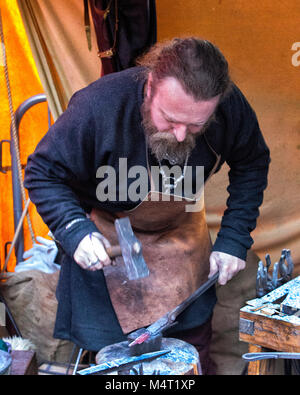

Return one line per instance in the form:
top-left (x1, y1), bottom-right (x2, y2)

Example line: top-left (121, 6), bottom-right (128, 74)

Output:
top-left (147, 130), bottom-right (195, 146)
top-left (146, 130), bottom-right (196, 165)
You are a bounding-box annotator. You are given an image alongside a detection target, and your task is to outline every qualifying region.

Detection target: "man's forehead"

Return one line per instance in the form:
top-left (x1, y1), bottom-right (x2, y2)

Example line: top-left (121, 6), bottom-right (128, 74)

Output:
top-left (151, 77), bottom-right (220, 122)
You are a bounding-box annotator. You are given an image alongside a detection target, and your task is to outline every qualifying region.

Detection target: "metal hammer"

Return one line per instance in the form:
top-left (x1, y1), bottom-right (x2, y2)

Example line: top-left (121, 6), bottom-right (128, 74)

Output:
top-left (105, 217), bottom-right (149, 280)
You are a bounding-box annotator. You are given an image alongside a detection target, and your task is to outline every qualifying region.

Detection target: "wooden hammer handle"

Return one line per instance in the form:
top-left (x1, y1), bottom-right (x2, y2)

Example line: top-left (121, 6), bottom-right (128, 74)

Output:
top-left (106, 245), bottom-right (122, 258)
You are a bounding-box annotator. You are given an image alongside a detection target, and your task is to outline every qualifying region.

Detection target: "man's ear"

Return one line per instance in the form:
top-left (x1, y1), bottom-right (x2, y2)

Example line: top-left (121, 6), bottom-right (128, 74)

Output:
top-left (146, 72), bottom-right (153, 98)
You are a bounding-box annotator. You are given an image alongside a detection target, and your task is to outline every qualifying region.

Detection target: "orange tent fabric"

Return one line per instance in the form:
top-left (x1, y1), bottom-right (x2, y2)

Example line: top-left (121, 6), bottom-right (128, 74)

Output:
top-left (0, 1), bottom-right (49, 271)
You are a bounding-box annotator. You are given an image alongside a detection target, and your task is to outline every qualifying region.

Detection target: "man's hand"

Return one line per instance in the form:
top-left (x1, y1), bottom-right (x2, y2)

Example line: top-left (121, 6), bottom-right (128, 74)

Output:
top-left (208, 251), bottom-right (246, 285)
top-left (73, 232), bottom-right (111, 271)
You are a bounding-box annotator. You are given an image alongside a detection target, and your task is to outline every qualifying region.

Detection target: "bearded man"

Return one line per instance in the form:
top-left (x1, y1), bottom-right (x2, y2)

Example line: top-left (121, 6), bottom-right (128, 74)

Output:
top-left (24, 37), bottom-right (270, 374)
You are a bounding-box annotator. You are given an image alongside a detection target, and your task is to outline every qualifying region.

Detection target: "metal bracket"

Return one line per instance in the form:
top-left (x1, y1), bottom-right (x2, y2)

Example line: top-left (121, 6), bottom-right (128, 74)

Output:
top-left (239, 318), bottom-right (254, 335)
top-left (97, 48), bottom-right (115, 58)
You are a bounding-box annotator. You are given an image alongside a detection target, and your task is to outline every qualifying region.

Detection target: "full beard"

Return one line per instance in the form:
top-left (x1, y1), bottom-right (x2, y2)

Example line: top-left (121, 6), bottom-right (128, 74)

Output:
top-left (141, 98), bottom-right (199, 165)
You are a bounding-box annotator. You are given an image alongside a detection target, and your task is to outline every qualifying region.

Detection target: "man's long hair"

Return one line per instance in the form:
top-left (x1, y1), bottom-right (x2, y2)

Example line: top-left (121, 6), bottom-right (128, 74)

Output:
top-left (137, 37), bottom-right (232, 100)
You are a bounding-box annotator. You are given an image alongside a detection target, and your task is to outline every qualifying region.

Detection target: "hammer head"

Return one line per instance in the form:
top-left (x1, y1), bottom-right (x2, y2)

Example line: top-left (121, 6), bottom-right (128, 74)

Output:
top-left (115, 217), bottom-right (149, 280)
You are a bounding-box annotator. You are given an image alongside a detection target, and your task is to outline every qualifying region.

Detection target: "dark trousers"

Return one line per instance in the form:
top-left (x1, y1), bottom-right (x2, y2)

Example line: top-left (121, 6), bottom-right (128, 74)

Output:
top-left (169, 316), bottom-right (217, 375)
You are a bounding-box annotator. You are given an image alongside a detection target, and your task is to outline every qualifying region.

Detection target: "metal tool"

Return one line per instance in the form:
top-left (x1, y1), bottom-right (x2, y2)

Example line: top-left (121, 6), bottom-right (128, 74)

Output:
top-left (77, 349), bottom-right (170, 375)
top-left (280, 284), bottom-right (300, 315)
top-left (256, 249), bottom-right (293, 297)
top-left (246, 275), bottom-right (300, 314)
top-left (242, 352), bottom-right (300, 362)
top-left (128, 272), bottom-right (219, 350)
top-left (106, 217), bottom-right (149, 280)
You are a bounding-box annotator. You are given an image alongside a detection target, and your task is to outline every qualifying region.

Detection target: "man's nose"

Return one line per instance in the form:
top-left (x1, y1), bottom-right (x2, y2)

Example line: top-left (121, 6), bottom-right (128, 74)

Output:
top-left (172, 124), bottom-right (188, 142)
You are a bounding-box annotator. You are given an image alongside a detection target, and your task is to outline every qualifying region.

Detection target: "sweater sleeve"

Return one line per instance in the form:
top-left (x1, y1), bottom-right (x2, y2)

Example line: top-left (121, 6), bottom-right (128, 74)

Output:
top-left (24, 90), bottom-right (100, 258)
top-left (212, 88), bottom-right (270, 261)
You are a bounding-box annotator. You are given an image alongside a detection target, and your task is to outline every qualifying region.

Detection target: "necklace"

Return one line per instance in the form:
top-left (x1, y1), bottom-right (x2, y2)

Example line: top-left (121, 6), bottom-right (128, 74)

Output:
top-left (158, 154), bottom-right (189, 194)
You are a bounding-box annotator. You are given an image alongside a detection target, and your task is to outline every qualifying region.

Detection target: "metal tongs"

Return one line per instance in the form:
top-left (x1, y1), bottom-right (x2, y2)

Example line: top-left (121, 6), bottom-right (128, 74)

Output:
top-left (129, 272), bottom-right (219, 347)
top-left (256, 249), bottom-right (293, 297)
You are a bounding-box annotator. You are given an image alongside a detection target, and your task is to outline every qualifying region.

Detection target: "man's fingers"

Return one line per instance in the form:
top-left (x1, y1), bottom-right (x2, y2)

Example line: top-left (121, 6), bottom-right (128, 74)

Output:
top-left (209, 251), bottom-right (246, 285)
top-left (73, 232), bottom-right (112, 271)
top-left (209, 253), bottom-right (228, 284)
top-left (219, 267), bottom-right (230, 285)
top-left (74, 249), bottom-right (102, 270)
top-left (89, 233), bottom-right (111, 267)
top-left (92, 232), bottom-right (111, 250)
top-left (208, 255), bottom-right (218, 278)
top-left (85, 248), bottom-right (104, 270)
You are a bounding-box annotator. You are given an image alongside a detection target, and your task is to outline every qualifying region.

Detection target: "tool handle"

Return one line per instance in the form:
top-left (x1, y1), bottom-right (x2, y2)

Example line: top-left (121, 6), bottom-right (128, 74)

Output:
top-left (147, 272), bottom-right (219, 336)
top-left (106, 245), bottom-right (122, 258)
top-left (170, 271), bottom-right (219, 319)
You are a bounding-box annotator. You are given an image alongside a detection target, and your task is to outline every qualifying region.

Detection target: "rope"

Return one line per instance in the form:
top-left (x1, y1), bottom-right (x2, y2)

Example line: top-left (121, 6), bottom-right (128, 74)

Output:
top-left (0, 9), bottom-right (36, 251)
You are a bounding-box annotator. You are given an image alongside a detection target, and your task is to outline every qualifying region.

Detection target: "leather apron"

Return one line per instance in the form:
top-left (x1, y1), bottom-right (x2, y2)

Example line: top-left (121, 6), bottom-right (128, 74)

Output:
top-left (90, 148), bottom-right (220, 334)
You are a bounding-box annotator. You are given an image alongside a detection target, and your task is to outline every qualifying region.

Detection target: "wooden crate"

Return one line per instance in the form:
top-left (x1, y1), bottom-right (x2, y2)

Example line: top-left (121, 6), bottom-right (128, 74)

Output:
top-left (10, 350), bottom-right (38, 375)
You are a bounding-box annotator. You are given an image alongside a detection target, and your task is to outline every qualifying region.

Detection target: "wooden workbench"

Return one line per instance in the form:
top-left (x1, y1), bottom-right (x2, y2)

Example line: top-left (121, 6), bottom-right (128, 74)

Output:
top-left (239, 276), bottom-right (300, 375)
